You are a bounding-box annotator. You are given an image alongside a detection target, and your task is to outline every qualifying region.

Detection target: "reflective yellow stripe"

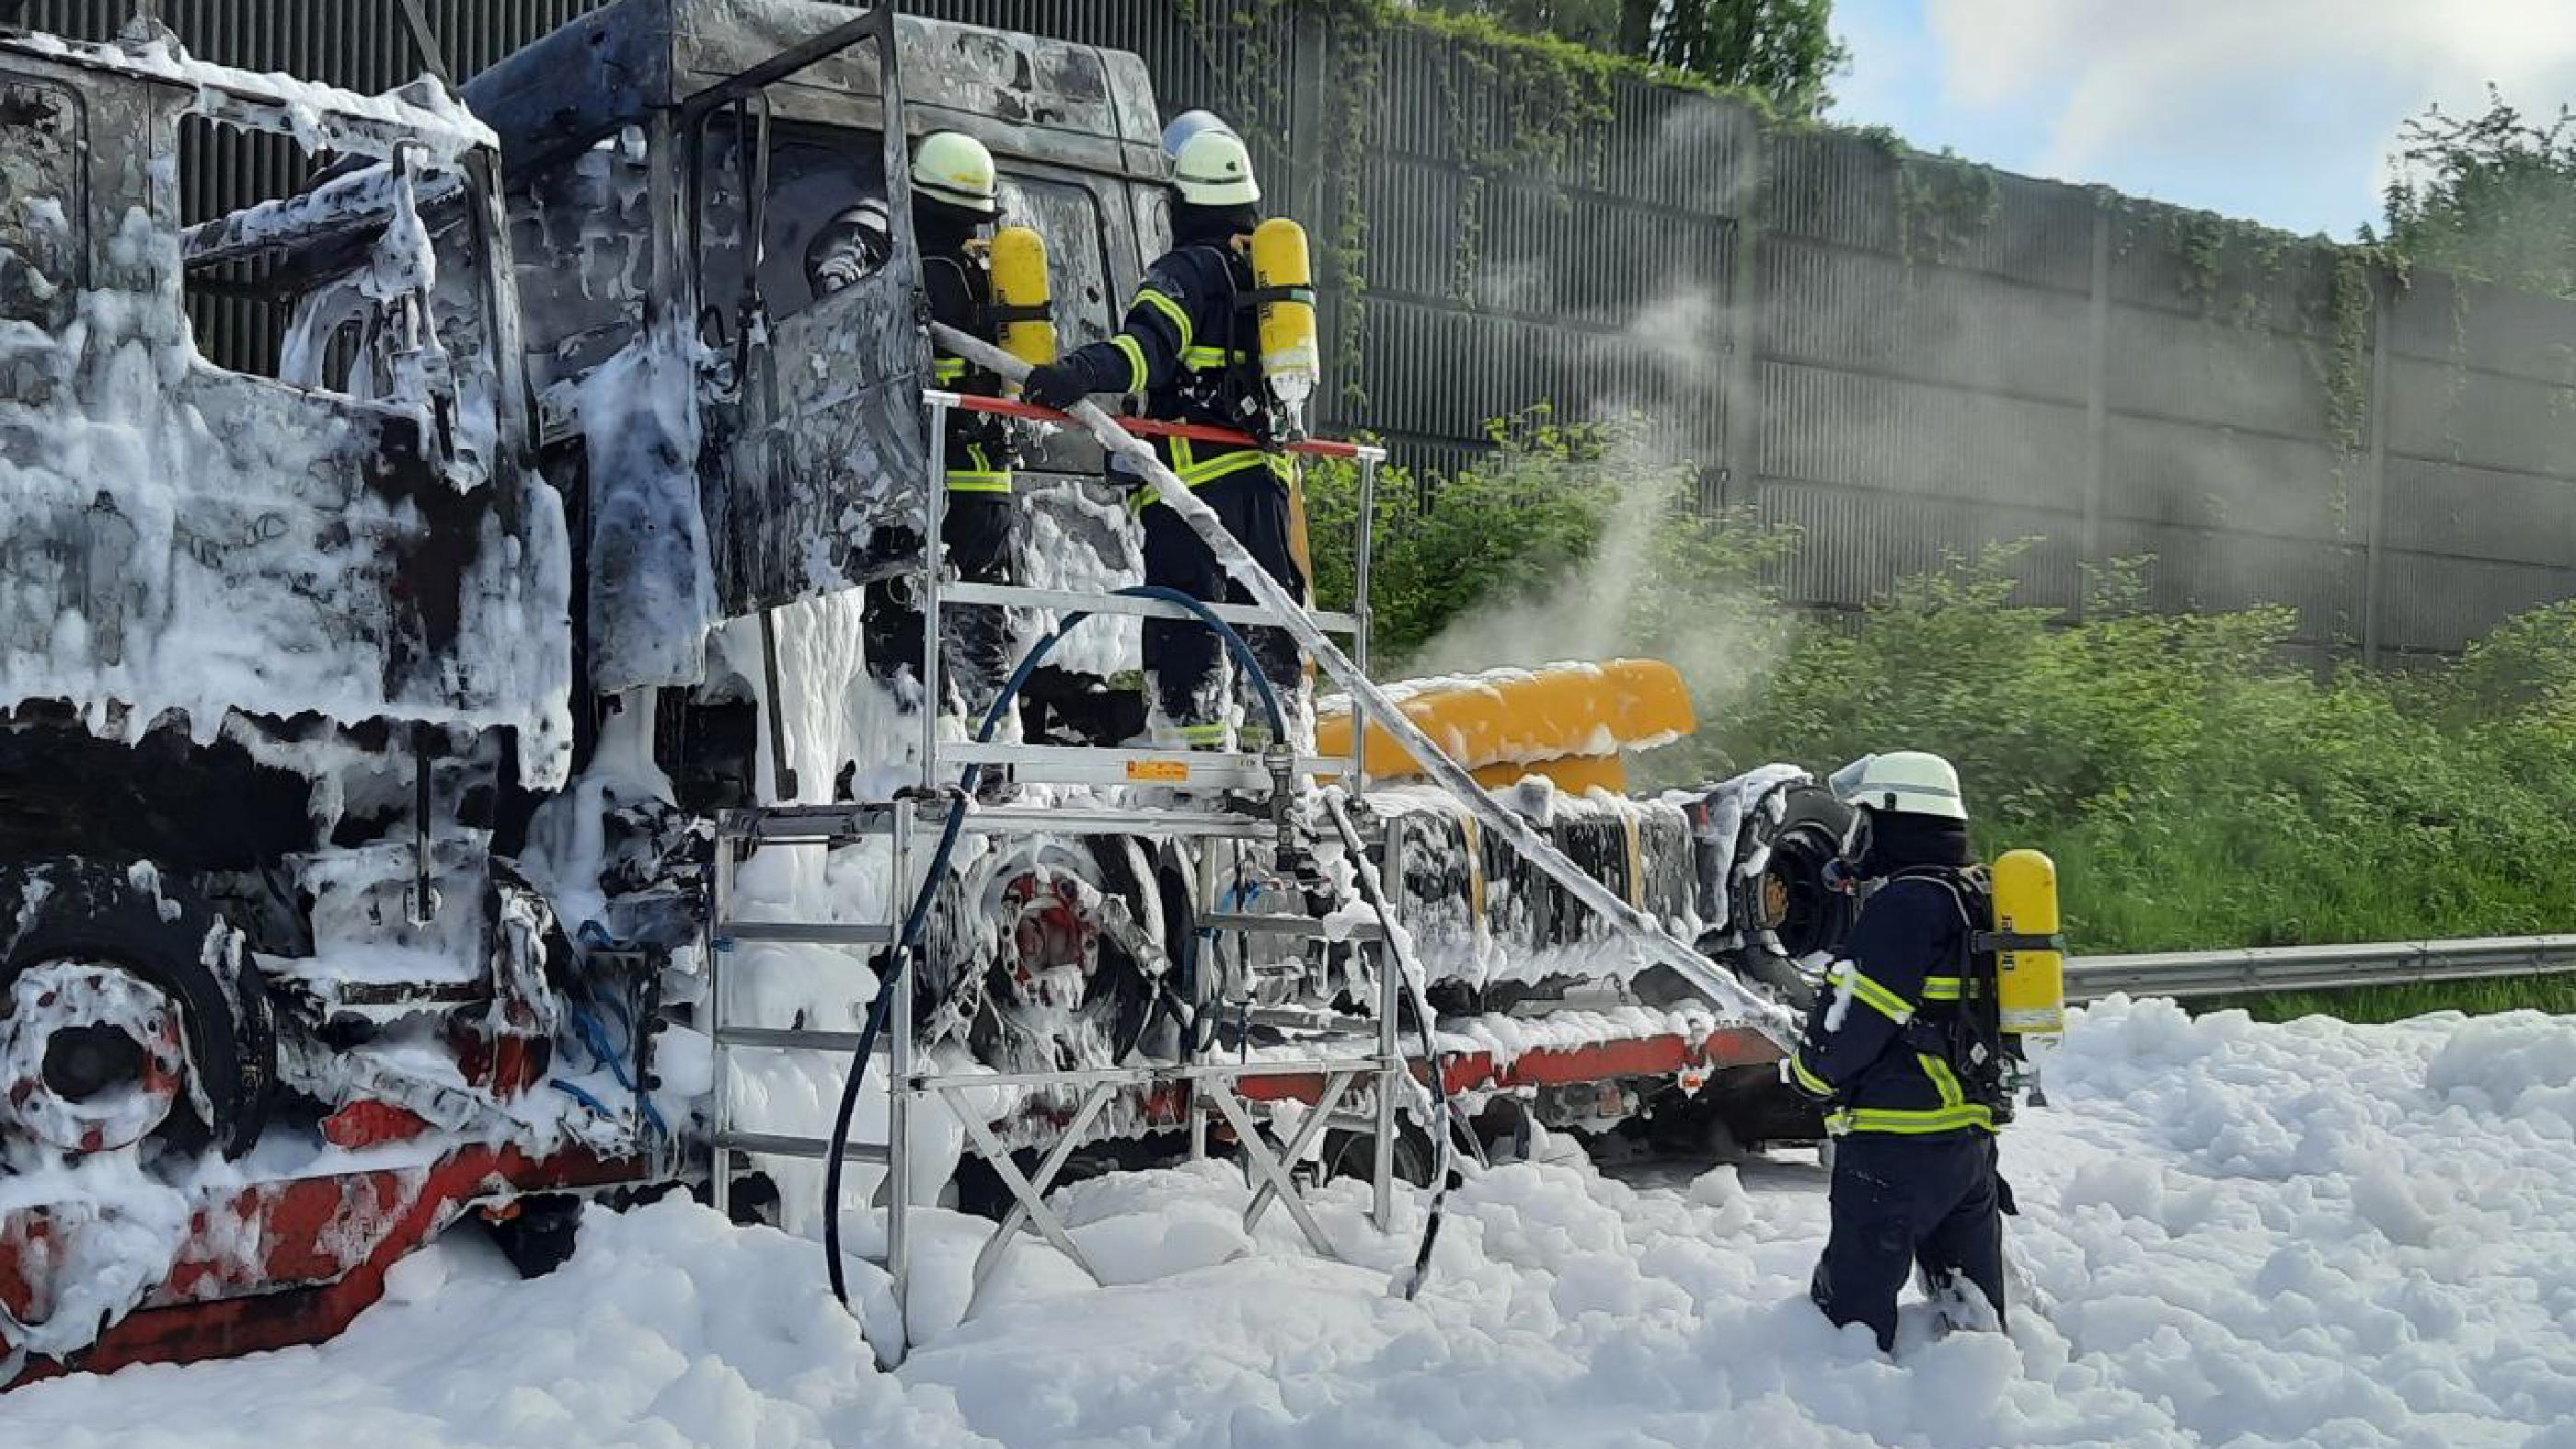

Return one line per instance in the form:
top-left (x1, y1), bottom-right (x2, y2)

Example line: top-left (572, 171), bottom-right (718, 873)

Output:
top-left (1130, 437), bottom-right (1290, 511)
top-left (933, 358), bottom-right (968, 383)
top-left (1826, 1103), bottom-right (1995, 1136)
top-left (1181, 344), bottom-right (1231, 371)
top-left (1835, 964), bottom-right (1915, 1024)
top-left (1822, 1049), bottom-right (1990, 1135)
top-left (1788, 1048), bottom-right (1834, 1098)
top-left (945, 443), bottom-right (1012, 494)
top-left (1135, 288), bottom-right (1192, 350)
top-left (1175, 722), bottom-right (1229, 746)
top-left (1921, 975), bottom-right (1964, 1002)
top-left (1111, 334), bottom-right (1148, 393)
top-left (1177, 449), bottom-right (1276, 487)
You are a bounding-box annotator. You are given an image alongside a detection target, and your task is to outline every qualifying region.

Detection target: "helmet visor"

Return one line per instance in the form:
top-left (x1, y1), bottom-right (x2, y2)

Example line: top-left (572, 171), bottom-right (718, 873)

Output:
top-left (1826, 754), bottom-right (1877, 805)
top-left (1160, 109), bottom-right (1237, 161)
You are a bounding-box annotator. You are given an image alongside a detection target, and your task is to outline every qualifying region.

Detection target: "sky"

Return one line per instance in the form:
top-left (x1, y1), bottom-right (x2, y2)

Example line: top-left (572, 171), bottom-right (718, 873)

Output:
top-left (1831, 0), bottom-right (2576, 239)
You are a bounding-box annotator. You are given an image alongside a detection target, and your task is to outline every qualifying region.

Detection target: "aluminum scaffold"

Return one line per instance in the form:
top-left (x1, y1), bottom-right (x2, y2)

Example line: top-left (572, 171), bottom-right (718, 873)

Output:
top-left (706, 387), bottom-right (1400, 1359)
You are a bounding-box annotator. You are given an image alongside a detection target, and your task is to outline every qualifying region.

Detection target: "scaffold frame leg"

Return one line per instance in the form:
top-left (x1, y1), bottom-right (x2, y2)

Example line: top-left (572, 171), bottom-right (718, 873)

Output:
top-left (1242, 1069), bottom-right (1358, 1234)
top-left (944, 1087), bottom-right (1107, 1288)
top-left (1205, 1076), bottom-right (1341, 1259)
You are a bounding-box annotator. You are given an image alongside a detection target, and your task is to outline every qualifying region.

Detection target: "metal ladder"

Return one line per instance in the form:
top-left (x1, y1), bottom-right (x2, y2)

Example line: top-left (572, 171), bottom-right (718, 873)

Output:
top-left (705, 387), bottom-right (1399, 1357)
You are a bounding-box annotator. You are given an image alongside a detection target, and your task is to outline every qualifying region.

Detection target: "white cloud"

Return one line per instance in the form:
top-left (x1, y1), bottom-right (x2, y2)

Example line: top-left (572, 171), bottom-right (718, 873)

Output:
top-left (1915, 0), bottom-right (2576, 232)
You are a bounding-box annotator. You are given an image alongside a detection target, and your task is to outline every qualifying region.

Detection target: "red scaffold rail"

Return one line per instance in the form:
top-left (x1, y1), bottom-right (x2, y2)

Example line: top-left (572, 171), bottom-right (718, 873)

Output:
top-left (923, 388), bottom-right (1388, 463)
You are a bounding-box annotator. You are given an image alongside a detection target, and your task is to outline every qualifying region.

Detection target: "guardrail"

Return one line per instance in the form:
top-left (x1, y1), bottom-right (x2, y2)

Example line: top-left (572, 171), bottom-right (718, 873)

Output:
top-left (2065, 934), bottom-right (2576, 1002)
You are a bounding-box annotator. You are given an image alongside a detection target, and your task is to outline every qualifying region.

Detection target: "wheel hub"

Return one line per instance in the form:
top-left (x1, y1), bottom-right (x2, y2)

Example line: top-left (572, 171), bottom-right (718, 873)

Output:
top-left (1, 962), bottom-right (190, 1154)
top-left (1000, 868), bottom-right (1104, 1011)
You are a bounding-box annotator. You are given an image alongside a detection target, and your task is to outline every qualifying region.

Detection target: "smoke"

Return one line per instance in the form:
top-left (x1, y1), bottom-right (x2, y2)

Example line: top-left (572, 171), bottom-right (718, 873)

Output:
top-left (1393, 275), bottom-right (1792, 765)
top-left (1399, 430), bottom-right (1782, 707)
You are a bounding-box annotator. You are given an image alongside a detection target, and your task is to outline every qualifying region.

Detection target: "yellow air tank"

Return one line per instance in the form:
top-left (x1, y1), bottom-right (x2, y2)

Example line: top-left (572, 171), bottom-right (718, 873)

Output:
top-left (988, 224), bottom-right (1057, 382)
top-left (1250, 217), bottom-right (1319, 411)
top-left (1992, 848), bottom-right (2065, 1040)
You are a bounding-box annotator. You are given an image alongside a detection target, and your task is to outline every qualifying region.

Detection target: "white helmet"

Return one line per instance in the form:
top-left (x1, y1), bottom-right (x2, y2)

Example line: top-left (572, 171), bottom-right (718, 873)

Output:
top-left (910, 130), bottom-right (997, 215)
top-left (1828, 751), bottom-right (1968, 822)
top-left (1167, 119), bottom-right (1260, 207)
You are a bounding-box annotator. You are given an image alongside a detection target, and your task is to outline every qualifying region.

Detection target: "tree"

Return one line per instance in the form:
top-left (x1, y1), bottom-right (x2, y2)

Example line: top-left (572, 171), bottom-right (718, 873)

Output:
top-left (1422, 0), bottom-right (1846, 116)
top-left (2377, 89), bottom-right (2576, 298)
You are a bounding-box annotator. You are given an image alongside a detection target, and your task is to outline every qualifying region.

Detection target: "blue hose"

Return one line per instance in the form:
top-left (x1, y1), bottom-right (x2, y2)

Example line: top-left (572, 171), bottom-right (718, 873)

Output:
top-left (821, 586), bottom-right (1291, 1308)
top-left (565, 1000), bottom-right (671, 1137)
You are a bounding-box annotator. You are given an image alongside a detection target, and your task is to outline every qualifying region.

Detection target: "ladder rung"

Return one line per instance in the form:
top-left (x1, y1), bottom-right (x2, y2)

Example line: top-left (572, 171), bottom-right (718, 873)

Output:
top-left (964, 805), bottom-right (1273, 839)
top-left (1247, 1007), bottom-right (1381, 1032)
top-left (717, 1131), bottom-right (890, 1163)
top-left (1203, 912), bottom-right (1386, 940)
top-left (942, 742), bottom-right (1345, 791)
top-left (942, 580), bottom-right (1360, 636)
top-left (716, 921), bottom-right (895, 946)
top-left (716, 1025), bottom-right (891, 1053)
top-left (719, 805), bottom-right (897, 843)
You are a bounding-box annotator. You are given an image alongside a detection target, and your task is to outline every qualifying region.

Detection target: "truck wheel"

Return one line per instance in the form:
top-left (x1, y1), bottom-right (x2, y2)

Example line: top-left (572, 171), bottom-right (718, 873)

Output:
top-left (1719, 781), bottom-right (1855, 1006)
top-left (920, 836), bottom-right (1159, 1073)
top-left (0, 859), bottom-right (273, 1158)
top-left (482, 1193), bottom-right (582, 1278)
top-left (1319, 1120), bottom-right (1438, 1190)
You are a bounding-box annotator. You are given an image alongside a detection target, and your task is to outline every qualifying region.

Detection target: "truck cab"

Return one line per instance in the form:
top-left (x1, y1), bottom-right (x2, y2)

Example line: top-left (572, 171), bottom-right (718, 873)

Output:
top-left (465, 0), bottom-right (1171, 787)
top-left (0, 13), bottom-right (585, 1158)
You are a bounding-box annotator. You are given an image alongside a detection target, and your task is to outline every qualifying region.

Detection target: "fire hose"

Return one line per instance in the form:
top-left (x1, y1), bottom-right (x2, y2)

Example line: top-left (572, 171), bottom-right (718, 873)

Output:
top-left (821, 586), bottom-right (1291, 1312)
top-left (931, 322), bottom-right (1800, 1052)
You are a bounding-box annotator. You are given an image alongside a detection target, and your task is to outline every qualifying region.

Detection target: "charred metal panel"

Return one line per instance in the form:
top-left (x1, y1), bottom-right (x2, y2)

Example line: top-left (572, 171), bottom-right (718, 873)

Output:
top-left (0, 40), bottom-right (569, 774)
top-left (721, 245), bottom-right (928, 604)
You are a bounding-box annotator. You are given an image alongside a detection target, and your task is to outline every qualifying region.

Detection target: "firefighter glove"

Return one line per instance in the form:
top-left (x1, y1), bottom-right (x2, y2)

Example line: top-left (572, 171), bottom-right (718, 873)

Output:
top-left (1022, 361), bottom-right (1089, 411)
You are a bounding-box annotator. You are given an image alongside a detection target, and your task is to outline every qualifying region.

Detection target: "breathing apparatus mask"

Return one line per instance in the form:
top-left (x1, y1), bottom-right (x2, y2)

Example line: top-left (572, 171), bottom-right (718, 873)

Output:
top-left (1823, 754), bottom-right (1879, 892)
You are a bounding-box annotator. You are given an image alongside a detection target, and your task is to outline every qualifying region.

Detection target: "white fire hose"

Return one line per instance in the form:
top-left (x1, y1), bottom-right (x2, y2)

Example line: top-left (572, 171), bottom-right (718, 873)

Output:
top-left (930, 325), bottom-right (1798, 1051)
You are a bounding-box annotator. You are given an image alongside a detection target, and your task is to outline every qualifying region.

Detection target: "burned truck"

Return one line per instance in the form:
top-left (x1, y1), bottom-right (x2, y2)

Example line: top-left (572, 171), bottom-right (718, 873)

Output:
top-left (0, 19), bottom-right (652, 1382)
top-left (0, 0), bottom-right (1841, 1382)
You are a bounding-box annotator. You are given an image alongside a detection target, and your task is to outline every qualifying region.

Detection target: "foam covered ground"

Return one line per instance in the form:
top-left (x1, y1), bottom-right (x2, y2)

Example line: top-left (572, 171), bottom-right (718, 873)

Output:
top-left (16, 997), bottom-right (2576, 1447)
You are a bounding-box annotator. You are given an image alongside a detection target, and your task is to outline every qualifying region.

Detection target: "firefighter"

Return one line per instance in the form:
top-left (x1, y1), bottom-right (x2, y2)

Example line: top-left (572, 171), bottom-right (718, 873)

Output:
top-left (1786, 750), bottom-right (2012, 1354)
top-left (1018, 113), bottom-right (1308, 750)
top-left (807, 131), bottom-right (1020, 726)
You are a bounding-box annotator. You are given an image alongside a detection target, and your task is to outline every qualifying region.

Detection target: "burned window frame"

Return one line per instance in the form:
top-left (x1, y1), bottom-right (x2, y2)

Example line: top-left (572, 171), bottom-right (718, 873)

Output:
top-left (0, 71), bottom-right (88, 329)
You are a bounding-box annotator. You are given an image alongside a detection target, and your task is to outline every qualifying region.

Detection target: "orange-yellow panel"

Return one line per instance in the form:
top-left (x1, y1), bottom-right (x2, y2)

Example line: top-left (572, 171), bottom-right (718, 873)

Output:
top-left (1317, 659), bottom-right (1695, 778)
top-left (1469, 754), bottom-right (1630, 795)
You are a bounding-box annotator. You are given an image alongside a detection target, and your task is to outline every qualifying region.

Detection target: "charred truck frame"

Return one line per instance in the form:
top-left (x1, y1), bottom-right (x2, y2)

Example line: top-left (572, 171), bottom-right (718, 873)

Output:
top-left (0, 2), bottom-right (1844, 1381)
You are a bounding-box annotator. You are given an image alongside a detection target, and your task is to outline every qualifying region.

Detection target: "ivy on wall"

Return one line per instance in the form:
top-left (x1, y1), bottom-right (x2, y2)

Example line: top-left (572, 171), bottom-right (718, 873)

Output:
top-left (1177, 0), bottom-right (1758, 414)
top-left (1173, 0), bottom-right (2414, 558)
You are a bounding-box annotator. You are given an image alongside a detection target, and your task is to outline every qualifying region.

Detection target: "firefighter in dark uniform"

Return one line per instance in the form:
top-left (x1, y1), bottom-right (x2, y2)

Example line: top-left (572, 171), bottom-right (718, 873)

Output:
top-left (1018, 114), bottom-right (1307, 749)
top-left (807, 130), bottom-right (1018, 723)
top-left (1787, 750), bottom-right (2012, 1353)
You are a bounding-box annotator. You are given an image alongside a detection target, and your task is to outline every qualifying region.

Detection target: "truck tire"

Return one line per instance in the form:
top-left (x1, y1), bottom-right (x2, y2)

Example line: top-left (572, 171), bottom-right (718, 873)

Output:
top-left (482, 1193), bottom-right (582, 1278)
top-left (1719, 780), bottom-right (1855, 1006)
top-left (0, 858), bottom-right (275, 1157)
